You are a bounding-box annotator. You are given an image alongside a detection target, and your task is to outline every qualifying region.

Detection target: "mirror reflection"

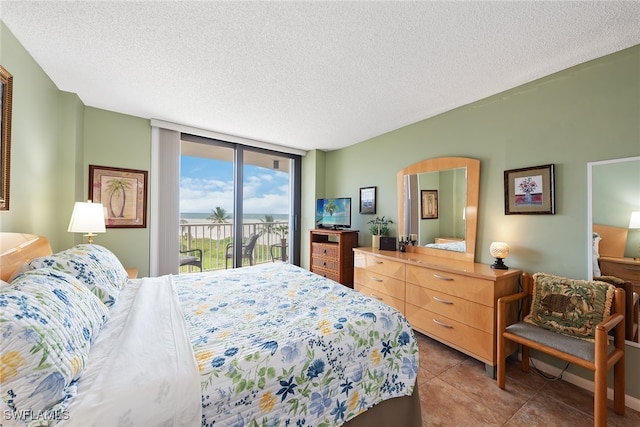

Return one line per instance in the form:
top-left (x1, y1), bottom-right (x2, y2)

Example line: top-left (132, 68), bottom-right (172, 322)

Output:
top-left (588, 156), bottom-right (640, 345)
top-left (398, 157), bottom-right (479, 262)
top-left (403, 167), bottom-right (467, 252)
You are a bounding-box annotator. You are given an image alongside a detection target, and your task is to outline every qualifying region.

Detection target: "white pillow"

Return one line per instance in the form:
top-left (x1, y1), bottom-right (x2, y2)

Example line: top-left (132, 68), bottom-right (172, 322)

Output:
top-left (592, 232), bottom-right (602, 276)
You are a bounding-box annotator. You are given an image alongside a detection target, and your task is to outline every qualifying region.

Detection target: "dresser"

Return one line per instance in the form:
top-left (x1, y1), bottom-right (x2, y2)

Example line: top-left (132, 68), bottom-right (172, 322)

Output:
top-left (310, 229), bottom-right (359, 287)
top-left (353, 247), bottom-right (520, 377)
top-left (599, 256), bottom-right (640, 295)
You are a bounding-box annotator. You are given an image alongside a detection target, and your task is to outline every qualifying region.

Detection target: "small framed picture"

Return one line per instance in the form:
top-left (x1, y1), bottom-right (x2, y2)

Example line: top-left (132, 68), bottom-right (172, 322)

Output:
top-left (359, 186), bottom-right (376, 214)
top-left (421, 190), bottom-right (438, 219)
top-left (89, 165), bottom-right (148, 228)
top-left (504, 164), bottom-right (555, 215)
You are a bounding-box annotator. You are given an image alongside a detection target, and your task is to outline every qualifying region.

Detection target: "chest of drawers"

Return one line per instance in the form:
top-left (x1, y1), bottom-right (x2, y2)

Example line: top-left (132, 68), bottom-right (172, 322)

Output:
top-left (353, 247), bottom-right (520, 376)
top-left (598, 256), bottom-right (640, 296)
top-left (310, 229), bottom-right (359, 287)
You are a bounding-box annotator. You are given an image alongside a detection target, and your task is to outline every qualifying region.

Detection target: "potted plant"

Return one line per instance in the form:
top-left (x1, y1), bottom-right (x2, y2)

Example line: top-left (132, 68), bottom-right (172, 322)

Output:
top-left (367, 216), bottom-right (393, 249)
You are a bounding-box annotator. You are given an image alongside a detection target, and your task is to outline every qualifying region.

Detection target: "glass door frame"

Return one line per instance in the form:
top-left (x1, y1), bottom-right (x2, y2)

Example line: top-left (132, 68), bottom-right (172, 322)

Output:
top-left (181, 133), bottom-right (302, 268)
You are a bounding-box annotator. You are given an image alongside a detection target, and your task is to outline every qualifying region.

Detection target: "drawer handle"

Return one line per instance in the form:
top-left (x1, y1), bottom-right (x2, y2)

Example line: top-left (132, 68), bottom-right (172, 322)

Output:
top-left (432, 319), bottom-right (453, 329)
top-left (433, 296), bottom-right (453, 305)
top-left (622, 266), bottom-right (640, 272)
top-left (370, 295), bottom-right (383, 301)
top-left (370, 276), bottom-right (384, 282)
top-left (433, 274), bottom-right (453, 281)
top-left (373, 261), bottom-right (383, 264)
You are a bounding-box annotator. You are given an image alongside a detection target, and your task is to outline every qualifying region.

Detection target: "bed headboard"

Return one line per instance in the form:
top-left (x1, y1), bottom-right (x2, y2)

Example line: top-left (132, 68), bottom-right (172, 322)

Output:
top-left (593, 224), bottom-right (628, 258)
top-left (0, 233), bottom-right (52, 282)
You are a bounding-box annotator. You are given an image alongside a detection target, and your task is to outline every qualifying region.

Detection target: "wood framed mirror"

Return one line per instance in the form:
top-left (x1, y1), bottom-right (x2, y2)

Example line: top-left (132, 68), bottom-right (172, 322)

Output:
top-left (397, 157), bottom-right (480, 262)
top-left (0, 65), bottom-right (13, 211)
top-left (587, 155), bottom-right (640, 345)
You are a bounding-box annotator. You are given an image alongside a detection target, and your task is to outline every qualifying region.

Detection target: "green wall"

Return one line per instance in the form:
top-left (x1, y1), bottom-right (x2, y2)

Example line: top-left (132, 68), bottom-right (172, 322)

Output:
top-left (0, 22), bottom-right (151, 275)
top-left (303, 44), bottom-right (640, 399)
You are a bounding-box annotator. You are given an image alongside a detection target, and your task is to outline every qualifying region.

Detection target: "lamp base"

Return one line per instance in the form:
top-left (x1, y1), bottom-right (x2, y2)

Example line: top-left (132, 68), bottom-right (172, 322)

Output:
top-left (84, 233), bottom-right (97, 244)
top-left (491, 257), bottom-right (508, 270)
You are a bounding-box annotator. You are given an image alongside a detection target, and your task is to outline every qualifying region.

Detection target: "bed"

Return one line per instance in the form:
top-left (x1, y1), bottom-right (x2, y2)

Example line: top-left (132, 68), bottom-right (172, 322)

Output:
top-left (424, 239), bottom-right (465, 253)
top-left (0, 233), bottom-right (421, 427)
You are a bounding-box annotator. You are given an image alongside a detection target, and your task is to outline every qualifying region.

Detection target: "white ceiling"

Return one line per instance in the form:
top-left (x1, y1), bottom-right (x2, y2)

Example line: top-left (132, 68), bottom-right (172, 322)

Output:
top-left (2, 1), bottom-right (639, 153)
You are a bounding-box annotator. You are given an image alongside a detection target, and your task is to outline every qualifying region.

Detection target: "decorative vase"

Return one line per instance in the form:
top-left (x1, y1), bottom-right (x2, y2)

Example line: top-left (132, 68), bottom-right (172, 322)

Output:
top-left (372, 235), bottom-right (381, 249)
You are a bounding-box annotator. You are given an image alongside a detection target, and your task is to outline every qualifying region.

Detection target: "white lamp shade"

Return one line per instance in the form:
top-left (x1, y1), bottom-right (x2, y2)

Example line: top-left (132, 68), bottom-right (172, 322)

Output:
top-left (68, 202), bottom-right (106, 234)
top-left (489, 242), bottom-right (509, 259)
top-left (629, 211), bottom-right (640, 229)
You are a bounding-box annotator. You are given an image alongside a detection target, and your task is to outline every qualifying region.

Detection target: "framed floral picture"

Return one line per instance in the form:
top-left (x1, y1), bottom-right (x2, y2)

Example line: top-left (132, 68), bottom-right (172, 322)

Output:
top-left (504, 164), bottom-right (555, 215)
top-left (89, 165), bottom-right (148, 228)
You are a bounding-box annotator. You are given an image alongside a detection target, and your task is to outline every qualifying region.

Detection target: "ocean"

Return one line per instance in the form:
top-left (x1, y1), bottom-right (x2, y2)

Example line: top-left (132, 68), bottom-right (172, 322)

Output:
top-left (181, 212), bottom-right (288, 223)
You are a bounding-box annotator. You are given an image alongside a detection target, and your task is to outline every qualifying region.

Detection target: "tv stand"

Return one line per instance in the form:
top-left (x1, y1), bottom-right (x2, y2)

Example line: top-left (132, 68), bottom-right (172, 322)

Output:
top-left (310, 229), bottom-right (359, 288)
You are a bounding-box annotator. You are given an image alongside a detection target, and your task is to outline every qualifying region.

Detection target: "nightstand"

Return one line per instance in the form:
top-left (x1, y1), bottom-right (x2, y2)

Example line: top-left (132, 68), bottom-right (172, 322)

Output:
top-left (125, 267), bottom-right (138, 279)
top-left (599, 256), bottom-right (640, 295)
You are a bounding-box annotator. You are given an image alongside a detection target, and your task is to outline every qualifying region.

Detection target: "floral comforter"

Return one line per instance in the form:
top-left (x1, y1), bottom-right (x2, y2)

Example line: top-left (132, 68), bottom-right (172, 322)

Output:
top-left (173, 263), bottom-right (418, 427)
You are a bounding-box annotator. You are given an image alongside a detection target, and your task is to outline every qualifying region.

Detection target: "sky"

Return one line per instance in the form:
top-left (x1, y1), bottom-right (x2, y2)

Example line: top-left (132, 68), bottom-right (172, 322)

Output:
top-left (180, 156), bottom-right (290, 215)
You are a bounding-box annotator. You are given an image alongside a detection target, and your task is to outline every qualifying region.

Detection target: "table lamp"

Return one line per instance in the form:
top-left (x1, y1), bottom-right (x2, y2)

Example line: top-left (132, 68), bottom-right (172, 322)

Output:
top-left (68, 201), bottom-right (106, 244)
top-left (489, 241), bottom-right (509, 270)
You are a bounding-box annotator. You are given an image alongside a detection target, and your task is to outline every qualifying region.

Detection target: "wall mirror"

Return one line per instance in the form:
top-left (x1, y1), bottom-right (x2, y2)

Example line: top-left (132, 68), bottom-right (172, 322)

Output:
top-left (397, 157), bottom-right (480, 262)
top-left (0, 65), bottom-right (13, 211)
top-left (587, 155), bottom-right (640, 346)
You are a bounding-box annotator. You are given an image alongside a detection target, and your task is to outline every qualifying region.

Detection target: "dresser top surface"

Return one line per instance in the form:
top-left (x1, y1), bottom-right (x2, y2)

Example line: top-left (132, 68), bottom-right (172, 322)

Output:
top-left (353, 247), bottom-right (521, 280)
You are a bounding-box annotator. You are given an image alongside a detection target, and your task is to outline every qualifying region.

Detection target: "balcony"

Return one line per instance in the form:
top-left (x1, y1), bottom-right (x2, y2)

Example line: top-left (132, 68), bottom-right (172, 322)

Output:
top-left (179, 221), bottom-right (288, 272)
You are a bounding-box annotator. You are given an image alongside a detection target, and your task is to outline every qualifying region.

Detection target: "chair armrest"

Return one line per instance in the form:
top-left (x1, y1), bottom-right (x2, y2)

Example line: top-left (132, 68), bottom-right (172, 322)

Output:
top-left (497, 292), bottom-right (528, 306)
top-left (180, 248), bottom-right (202, 256)
top-left (596, 312), bottom-right (624, 334)
top-left (497, 291), bottom-right (529, 333)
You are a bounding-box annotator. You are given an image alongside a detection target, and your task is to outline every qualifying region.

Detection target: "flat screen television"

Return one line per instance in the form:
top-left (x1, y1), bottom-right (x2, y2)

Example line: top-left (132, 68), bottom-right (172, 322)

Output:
top-left (316, 197), bottom-right (352, 229)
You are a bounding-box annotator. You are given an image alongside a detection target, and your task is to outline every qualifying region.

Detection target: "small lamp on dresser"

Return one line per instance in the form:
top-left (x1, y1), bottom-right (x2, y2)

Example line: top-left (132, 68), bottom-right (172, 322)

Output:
top-left (629, 211), bottom-right (640, 261)
top-left (489, 241), bottom-right (509, 270)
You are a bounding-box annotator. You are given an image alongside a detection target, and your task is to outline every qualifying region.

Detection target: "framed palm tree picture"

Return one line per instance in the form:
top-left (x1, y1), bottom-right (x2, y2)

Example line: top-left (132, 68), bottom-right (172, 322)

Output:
top-left (89, 165), bottom-right (148, 228)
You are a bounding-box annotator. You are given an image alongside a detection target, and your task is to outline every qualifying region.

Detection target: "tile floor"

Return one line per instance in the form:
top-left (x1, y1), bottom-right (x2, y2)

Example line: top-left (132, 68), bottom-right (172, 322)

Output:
top-left (414, 331), bottom-right (640, 426)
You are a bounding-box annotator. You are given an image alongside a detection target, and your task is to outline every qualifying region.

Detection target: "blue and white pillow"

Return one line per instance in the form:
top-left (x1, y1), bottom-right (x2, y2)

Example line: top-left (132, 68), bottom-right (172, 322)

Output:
top-left (30, 244), bottom-right (128, 307)
top-left (0, 268), bottom-right (109, 420)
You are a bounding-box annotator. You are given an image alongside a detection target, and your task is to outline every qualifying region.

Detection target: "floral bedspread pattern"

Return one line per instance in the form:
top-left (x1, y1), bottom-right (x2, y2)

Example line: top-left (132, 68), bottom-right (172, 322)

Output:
top-left (174, 263), bottom-right (418, 427)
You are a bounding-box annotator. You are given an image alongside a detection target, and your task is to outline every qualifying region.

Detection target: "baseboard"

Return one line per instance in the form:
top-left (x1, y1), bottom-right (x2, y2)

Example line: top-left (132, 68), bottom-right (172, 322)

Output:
top-left (529, 356), bottom-right (640, 412)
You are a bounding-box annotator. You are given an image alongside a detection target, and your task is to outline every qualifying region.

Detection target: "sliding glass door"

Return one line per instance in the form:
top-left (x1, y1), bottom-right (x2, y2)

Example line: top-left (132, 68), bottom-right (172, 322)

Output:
top-left (179, 134), bottom-right (300, 271)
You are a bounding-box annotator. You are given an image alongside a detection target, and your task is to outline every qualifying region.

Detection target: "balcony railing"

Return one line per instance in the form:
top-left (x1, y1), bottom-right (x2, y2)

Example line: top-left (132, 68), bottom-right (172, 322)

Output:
top-left (179, 221), bottom-right (288, 272)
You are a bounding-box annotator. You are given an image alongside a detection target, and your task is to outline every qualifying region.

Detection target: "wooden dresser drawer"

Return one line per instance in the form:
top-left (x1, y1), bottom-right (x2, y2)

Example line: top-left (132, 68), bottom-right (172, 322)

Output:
top-left (312, 267), bottom-right (340, 282)
top-left (312, 242), bottom-right (339, 259)
top-left (406, 283), bottom-right (493, 333)
top-left (354, 253), bottom-right (405, 279)
top-left (312, 256), bottom-right (339, 272)
top-left (355, 283), bottom-right (405, 313)
top-left (354, 268), bottom-right (405, 300)
top-left (405, 302), bottom-right (493, 362)
top-left (406, 265), bottom-right (494, 306)
top-left (599, 257), bottom-right (640, 283)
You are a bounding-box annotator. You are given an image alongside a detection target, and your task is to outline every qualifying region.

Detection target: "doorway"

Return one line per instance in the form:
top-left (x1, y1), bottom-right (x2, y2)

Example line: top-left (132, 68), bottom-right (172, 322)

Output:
top-left (179, 134), bottom-right (301, 270)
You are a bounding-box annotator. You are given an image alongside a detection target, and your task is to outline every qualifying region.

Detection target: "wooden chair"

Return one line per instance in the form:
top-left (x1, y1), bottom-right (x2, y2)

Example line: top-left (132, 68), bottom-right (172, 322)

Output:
top-left (225, 234), bottom-right (259, 269)
top-left (595, 276), bottom-right (639, 342)
top-left (179, 248), bottom-right (202, 271)
top-left (497, 272), bottom-right (625, 427)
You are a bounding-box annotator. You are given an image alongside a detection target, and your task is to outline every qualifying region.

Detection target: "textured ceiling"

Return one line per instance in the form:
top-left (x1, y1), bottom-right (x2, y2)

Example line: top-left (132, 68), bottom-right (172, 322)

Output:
top-left (2, 1), bottom-right (639, 152)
